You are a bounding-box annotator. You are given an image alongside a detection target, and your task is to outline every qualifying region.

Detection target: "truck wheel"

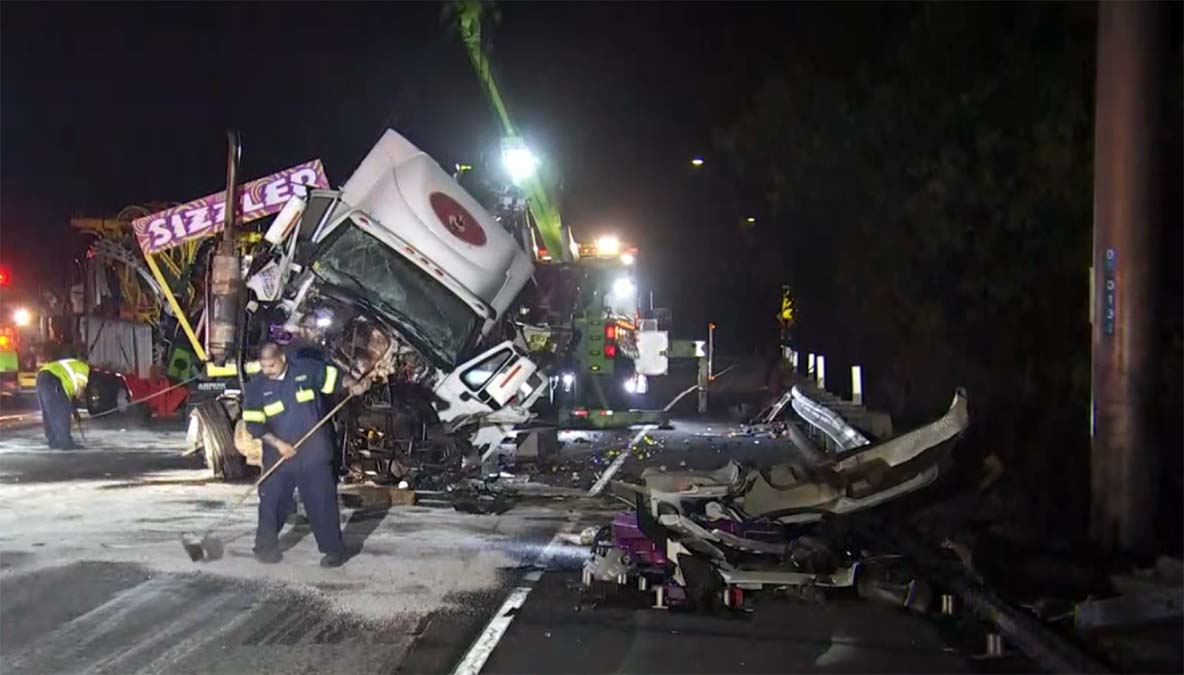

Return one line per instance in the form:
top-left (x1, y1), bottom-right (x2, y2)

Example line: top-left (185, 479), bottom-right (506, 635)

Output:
top-left (192, 400), bottom-right (248, 481)
top-left (114, 385), bottom-right (151, 426)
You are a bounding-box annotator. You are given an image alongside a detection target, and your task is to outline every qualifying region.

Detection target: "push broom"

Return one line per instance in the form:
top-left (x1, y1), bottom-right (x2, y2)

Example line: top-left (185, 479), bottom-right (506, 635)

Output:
top-left (181, 392), bottom-right (357, 562)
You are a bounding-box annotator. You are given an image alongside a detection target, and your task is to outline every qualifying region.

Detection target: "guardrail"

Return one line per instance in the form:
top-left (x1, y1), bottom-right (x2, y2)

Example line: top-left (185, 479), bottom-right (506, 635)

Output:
top-left (779, 345), bottom-right (892, 444)
top-left (789, 385), bottom-right (870, 452)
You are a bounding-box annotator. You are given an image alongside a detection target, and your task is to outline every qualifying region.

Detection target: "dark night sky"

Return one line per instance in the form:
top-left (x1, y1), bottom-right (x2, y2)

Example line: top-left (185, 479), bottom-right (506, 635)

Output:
top-left (1, 1), bottom-right (904, 348)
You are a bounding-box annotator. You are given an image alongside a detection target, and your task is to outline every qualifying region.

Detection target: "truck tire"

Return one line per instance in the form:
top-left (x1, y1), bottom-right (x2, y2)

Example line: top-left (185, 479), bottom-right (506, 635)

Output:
top-left (193, 400), bottom-right (248, 481)
top-left (113, 385), bottom-right (152, 426)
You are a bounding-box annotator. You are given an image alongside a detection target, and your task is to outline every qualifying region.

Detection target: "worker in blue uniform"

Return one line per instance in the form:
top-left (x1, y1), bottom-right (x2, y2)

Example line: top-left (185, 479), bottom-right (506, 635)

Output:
top-left (242, 342), bottom-right (369, 567)
top-left (36, 357), bottom-right (90, 450)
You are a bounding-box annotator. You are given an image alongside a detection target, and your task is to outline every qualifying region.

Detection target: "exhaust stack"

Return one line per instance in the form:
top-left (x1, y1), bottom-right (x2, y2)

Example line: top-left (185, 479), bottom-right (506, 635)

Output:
top-left (209, 130), bottom-right (243, 365)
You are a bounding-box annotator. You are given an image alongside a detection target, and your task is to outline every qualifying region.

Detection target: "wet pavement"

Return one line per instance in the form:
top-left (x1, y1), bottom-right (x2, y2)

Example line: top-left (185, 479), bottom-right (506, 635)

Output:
top-left (0, 422), bottom-right (560, 674)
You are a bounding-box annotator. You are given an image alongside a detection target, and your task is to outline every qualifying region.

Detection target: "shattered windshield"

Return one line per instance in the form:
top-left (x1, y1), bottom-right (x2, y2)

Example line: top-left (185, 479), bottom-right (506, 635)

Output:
top-left (313, 219), bottom-right (479, 367)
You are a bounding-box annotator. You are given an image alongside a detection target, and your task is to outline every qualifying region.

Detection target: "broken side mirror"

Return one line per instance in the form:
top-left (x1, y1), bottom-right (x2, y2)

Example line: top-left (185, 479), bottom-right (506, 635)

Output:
top-left (294, 189), bottom-right (341, 265)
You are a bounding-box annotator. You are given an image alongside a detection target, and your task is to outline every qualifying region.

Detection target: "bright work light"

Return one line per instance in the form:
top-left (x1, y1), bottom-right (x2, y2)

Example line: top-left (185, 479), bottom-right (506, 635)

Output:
top-left (501, 138), bottom-right (539, 185)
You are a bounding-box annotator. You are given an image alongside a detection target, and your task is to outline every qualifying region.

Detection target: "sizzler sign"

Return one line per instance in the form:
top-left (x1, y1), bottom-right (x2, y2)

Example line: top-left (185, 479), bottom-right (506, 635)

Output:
top-left (132, 160), bottom-right (330, 255)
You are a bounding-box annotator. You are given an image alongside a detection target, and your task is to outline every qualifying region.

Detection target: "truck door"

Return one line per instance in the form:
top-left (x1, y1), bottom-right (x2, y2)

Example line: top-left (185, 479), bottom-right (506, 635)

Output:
top-left (435, 341), bottom-right (544, 422)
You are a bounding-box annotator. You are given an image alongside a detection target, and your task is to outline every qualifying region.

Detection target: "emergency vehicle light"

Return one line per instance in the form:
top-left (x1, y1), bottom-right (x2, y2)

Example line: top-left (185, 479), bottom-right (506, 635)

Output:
top-left (594, 235), bottom-right (620, 256)
top-left (12, 308), bottom-right (32, 327)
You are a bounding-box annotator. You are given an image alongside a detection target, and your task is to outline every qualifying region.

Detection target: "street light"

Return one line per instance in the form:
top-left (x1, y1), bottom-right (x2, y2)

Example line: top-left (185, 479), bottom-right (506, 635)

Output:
top-left (691, 157), bottom-right (704, 167)
top-left (745, 216), bottom-right (757, 224)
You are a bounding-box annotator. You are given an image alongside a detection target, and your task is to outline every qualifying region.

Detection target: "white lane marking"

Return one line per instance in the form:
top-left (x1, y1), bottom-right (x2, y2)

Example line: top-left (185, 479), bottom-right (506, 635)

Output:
top-left (451, 514), bottom-right (580, 675)
top-left (588, 425), bottom-right (654, 497)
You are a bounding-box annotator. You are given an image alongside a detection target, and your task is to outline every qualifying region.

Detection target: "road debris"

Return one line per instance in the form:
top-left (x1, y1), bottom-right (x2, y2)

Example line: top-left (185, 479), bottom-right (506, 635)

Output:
top-left (578, 391), bottom-right (970, 614)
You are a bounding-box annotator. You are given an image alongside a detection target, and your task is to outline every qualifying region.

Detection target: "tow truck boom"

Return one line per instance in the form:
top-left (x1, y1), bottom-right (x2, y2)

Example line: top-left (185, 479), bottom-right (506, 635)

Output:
top-left (453, 0), bottom-right (570, 262)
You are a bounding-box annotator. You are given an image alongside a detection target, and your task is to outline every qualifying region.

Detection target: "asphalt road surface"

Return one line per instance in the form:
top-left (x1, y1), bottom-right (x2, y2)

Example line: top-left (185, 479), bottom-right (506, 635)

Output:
top-left (0, 415), bottom-right (986, 674)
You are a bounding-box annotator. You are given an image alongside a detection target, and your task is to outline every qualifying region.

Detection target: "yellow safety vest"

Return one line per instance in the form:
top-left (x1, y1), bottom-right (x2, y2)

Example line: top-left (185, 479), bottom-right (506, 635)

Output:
top-left (40, 359), bottom-right (91, 399)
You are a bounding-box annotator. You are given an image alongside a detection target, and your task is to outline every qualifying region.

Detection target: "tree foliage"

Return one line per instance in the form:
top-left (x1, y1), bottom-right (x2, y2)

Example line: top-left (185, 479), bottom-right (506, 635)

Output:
top-left (720, 3), bottom-right (1101, 530)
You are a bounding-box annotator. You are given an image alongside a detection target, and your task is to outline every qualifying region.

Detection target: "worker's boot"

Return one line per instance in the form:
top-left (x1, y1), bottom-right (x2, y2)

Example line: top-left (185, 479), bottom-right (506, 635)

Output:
top-left (320, 553), bottom-right (346, 568)
top-left (254, 548), bottom-right (282, 564)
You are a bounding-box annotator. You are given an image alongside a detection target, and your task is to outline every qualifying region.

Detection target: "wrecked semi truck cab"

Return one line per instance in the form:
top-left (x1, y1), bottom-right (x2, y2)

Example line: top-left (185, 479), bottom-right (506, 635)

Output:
top-left (197, 130), bottom-right (546, 483)
top-left (283, 130), bottom-right (546, 482)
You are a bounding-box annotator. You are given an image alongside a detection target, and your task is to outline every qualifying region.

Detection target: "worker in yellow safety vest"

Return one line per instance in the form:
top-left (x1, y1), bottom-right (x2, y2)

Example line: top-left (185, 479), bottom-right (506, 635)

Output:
top-left (36, 358), bottom-right (90, 449)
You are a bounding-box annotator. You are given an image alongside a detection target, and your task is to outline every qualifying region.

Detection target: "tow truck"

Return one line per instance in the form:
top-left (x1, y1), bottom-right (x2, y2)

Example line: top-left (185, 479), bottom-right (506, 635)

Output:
top-left (451, 1), bottom-right (700, 430)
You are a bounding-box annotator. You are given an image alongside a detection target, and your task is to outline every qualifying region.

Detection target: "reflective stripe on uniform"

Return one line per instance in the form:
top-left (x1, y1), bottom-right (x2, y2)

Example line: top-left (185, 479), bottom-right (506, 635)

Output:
top-left (322, 365), bottom-right (338, 394)
top-left (39, 362), bottom-right (71, 396)
top-left (263, 400), bottom-right (285, 417)
top-left (61, 360), bottom-right (88, 394)
top-left (295, 389), bottom-right (315, 403)
top-left (41, 359), bottom-right (89, 399)
top-left (244, 361), bottom-right (262, 375)
top-left (242, 409), bottom-right (266, 422)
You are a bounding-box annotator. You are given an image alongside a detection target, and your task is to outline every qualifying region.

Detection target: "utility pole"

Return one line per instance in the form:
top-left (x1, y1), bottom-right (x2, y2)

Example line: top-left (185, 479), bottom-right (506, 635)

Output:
top-left (707, 322), bottom-right (716, 381)
top-left (1090, 1), bottom-right (1163, 553)
top-left (697, 357), bottom-right (709, 414)
top-left (697, 323), bottom-right (716, 415)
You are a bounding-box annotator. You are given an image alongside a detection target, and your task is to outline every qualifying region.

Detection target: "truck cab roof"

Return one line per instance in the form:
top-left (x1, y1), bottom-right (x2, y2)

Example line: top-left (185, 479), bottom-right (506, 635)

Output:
top-left (323, 130), bottom-right (533, 324)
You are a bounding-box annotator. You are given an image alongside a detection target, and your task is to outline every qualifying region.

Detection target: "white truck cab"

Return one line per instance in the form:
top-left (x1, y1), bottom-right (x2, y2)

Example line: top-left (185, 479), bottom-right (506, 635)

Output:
top-left (285, 130), bottom-right (544, 459)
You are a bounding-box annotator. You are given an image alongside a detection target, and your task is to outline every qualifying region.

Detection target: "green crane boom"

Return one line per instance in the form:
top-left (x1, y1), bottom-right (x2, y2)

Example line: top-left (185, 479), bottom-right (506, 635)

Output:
top-left (453, 1), bottom-right (570, 262)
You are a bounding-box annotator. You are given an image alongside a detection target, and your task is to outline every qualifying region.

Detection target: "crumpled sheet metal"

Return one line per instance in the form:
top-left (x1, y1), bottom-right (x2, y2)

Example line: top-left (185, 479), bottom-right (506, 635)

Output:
top-left (741, 389), bottom-right (970, 523)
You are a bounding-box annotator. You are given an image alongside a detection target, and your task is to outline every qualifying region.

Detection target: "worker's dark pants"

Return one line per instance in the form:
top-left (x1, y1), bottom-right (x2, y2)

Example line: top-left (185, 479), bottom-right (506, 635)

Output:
top-left (35, 371), bottom-right (76, 449)
top-left (255, 448), bottom-right (345, 558)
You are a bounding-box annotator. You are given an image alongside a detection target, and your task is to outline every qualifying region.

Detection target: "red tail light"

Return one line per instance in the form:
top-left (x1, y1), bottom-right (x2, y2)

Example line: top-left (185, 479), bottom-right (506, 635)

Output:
top-left (604, 324), bottom-right (616, 340)
top-left (604, 343), bottom-right (617, 358)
